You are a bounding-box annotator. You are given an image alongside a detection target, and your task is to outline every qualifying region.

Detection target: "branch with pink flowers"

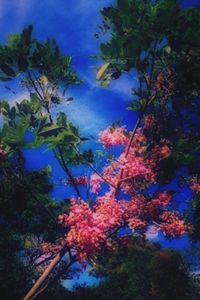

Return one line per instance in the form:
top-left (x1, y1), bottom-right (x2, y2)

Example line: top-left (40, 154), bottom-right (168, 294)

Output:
top-left (23, 108), bottom-right (188, 299)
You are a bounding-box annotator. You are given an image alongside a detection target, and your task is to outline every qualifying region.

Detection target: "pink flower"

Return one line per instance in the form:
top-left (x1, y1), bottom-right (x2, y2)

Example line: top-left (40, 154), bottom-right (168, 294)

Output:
top-left (56, 124), bottom-right (188, 264)
top-left (190, 176), bottom-right (200, 194)
top-left (144, 115), bottom-right (156, 129)
top-left (152, 143), bottom-right (171, 159)
top-left (128, 218), bottom-right (146, 230)
top-left (71, 176), bottom-right (88, 185)
top-left (99, 126), bottom-right (128, 148)
top-left (159, 211), bottom-right (188, 237)
top-left (151, 192), bottom-right (171, 207)
top-left (90, 173), bottom-right (103, 193)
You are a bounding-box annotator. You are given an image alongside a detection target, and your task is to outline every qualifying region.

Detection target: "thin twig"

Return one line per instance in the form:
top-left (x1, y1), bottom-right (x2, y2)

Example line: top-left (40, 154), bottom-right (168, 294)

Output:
top-left (72, 146), bottom-right (116, 189)
top-left (27, 71), bottom-right (43, 101)
top-left (55, 146), bottom-right (81, 198)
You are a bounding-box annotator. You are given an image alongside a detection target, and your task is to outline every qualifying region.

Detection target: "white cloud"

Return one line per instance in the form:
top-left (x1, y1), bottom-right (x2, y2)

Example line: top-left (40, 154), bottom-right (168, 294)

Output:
top-left (57, 99), bottom-right (107, 136)
top-left (1, 91), bottom-right (29, 106)
top-left (109, 76), bottom-right (135, 97)
top-left (145, 225), bottom-right (159, 241)
top-left (0, 86), bottom-right (106, 137)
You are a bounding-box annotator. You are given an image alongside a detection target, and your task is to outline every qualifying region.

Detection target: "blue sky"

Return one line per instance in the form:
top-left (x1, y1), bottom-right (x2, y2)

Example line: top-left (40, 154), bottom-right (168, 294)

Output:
top-left (1, 0), bottom-right (200, 289)
top-left (0, 0), bottom-right (137, 200)
top-left (0, 0), bottom-right (199, 135)
top-left (0, 0), bottom-right (136, 136)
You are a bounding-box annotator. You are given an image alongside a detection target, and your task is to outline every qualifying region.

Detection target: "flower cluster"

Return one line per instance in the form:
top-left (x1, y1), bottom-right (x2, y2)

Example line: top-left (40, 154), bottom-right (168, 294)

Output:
top-left (159, 211), bottom-right (188, 237)
top-left (99, 126), bottom-right (128, 148)
top-left (90, 173), bottom-right (104, 193)
top-left (58, 196), bottom-right (124, 262)
top-left (58, 192), bottom-right (187, 262)
top-left (91, 128), bottom-right (171, 195)
top-left (62, 176), bottom-right (88, 186)
top-left (151, 140), bottom-right (171, 160)
top-left (71, 176), bottom-right (88, 185)
top-left (144, 114), bottom-right (156, 129)
top-left (57, 125), bottom-right (188, 263)
top-left (153, 69), bottom-right (175, 100)
top-left (190, 176), bottom-right (200, 194)
top-left (0, 147), bottom-right (7, 161)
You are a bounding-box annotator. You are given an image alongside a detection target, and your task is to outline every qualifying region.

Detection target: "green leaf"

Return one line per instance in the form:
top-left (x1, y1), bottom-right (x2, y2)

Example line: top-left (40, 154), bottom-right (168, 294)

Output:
top-left (30, 93), bottom-right (42, 112)
top-left (101, 79), bottom-right (110, 87)
top-left (9, 106), bottom-right (16, 120)
top-left (0, 63), bottom-right (16, 77)
top-left (0, 101), bottom-right (9, 114)
top-left (126, 99), bottom-right (144, 112)
top-left (69, 123), bottom-right (79, 137)
top-left (164, 45), bottom-right (171, 54)
top-left (21, 25), bottom-right (33, 46)
top-left (39, 75), bottom-right (48, 86)
top-left (3, 118), bottom-right (29, 147)
top-left (44, 164), bottom-right (52, 175)
top-left (56, 112), bottom-right (67, 127)
top-left (38, 124), bottom-right (64, 137)
top-left (26, 137), bottom-right (45, 149)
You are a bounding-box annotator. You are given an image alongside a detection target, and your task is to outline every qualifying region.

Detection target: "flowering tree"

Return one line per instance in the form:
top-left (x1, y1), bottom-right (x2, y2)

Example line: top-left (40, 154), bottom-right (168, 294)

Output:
top-left (23, 120), bottom-right (188, 300)
top-left (60, 124), bottom-right (188, 258)
top-left (22, 1), bottom-right (200, 299)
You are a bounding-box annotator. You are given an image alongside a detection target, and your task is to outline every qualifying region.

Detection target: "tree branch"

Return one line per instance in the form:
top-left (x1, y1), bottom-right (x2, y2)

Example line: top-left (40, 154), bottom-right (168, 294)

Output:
top-left (55, 146), bottom-right (81, 198)
top-left (23, 246), bottom-right (68, 300)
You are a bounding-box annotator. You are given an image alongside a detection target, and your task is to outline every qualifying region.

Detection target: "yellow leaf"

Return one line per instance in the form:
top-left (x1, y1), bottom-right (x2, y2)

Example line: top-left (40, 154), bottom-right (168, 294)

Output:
top-left (39, 75), bottom-right (48, 86)
top-left (24, 239), bottom-right (32, 249)
top-left (96, 63), bottom-right (110, 81)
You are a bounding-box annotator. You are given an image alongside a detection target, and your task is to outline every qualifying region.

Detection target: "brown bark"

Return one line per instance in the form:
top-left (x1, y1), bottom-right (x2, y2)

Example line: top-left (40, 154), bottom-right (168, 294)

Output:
top-left (23, 247), bottom-right (68, 300)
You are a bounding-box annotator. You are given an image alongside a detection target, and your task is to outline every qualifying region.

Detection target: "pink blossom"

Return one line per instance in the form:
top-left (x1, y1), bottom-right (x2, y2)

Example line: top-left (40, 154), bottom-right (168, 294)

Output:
top-left (144, 114), bottom-right (156, 129)
top-left (90, 173), bottom-right (103, 193)
top-left (71, 176), bottom-right (88, 185)
top-left (57, 124), bottom-right (188, 263)
top-left (190, 176), bottom-right (200, 194)
top-left (128, 218), bottom-right (147, 230)
top-left (152, 144), bottom-right (171, 159)
top-left (159, 211), bottom-right (188, 237)
top-left (99, 126), bottom-right (128, 148)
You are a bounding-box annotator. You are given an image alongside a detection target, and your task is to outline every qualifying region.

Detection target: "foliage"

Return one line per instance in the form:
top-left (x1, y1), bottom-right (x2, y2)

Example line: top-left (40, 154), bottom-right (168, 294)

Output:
top-left (0, 27), bottom-right (89, 299)
top-left (98, 0), bottom-right (200, 236)
top-left (0, 151), bottom-right (71, 299)
top-left (0, 25), bottom-right (80, 89)
top-left (98, 0), bottom-right (200, 172)
top-left (73, 238), bottom-right (198, 300)
top-left (0, 27), bottom-right (94, 201)
top-left (99, 0), bottom-right (200, 97)
top-left (1, 2), bottom-right (200, 299)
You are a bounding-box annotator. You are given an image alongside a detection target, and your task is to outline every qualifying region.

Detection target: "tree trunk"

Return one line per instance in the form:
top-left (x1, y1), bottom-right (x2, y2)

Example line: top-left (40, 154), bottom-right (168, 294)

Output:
top-left (23, 247), bottom-right (67, 300)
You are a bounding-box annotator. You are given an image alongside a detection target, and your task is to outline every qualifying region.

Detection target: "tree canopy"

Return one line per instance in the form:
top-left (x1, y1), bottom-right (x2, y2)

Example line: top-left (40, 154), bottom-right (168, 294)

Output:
top-left (1, 1), bottom-right (200, 300)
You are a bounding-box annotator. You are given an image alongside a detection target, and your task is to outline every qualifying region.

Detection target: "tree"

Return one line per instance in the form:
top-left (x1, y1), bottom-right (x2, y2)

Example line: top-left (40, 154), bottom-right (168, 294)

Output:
top-left (98, 0), bottom-right (200, 169)
top-left (0, 27), bottom-right (91, 299)
top-left (0, 145), bottom-right (71, 299)
top-left (23, 122), bottom-right (188, 299)
top-left (72, 238), bottom-right (198, 300)
top-left (23, 1), bottom-right (200, 299)
top-left (98, 0), bottom-right (200, 234)
top-left (0, 26), bottom-right (93, 199)
top-left (1, 1), bottom-right (200, 299)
